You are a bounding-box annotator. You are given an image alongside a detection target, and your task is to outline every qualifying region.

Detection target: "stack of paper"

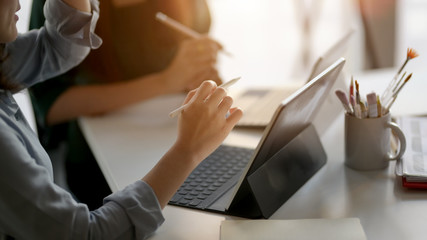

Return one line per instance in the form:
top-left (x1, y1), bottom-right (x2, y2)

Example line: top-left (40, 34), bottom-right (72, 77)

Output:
top-left (220, 218), bottom-right (367, 240)
top-left (395, 116), bottom-right (427, 189)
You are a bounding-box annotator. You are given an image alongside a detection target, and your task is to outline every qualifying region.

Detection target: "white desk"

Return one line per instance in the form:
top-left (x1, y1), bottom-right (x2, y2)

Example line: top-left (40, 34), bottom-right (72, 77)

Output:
top-left (79, 69), bottom-right (427, 240)
top-left (77, 0), bottom-right (427, 238)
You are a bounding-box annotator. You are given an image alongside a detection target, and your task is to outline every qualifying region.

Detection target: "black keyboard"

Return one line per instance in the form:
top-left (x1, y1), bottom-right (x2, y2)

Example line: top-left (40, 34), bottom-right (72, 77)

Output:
top-left (169, 145), bottom-right (254, 209)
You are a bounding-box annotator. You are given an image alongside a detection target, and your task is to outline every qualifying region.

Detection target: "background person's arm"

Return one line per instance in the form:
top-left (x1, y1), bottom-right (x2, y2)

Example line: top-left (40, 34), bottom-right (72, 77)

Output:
top-left (46, 71), bottom-right (168, 125)
top-left (46, 36), bottom-right (222, 125)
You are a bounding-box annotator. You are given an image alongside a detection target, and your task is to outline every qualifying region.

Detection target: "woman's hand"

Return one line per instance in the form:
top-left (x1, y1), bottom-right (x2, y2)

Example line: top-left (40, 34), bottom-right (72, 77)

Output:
top-left (142, 80), bottom-right (242, 208)
top-left (162, 36), bottom-right (223, 93)
top-left (174, 80), bottom-right (242, 165)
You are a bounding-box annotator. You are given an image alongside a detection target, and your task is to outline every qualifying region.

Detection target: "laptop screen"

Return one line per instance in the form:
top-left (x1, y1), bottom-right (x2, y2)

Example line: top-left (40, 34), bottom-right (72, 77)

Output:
top-left (307, 29), bottom-right (354, 82)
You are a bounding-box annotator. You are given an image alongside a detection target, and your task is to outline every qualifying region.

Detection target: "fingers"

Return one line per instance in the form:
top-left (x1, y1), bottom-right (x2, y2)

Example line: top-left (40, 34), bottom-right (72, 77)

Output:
top-left (217, 95), bottom-right (233, 116)
top-left (198, 67), bottom-right (221, 85)
top-left (182, 89), bottom-right (197, 105)
top-left (184, 63), bottom-right (221, 90)
top-left (190, 37), bottom-right (220, 63)
top-left (193, 80), bottom-right (217, 103)
top-left (207, 86), bottom-right (227, 107)
top-left (217, 98), bottom-right (243, 127)
top-left (196, 34), bottom-right (223, 50)
top-left (210, 71), bottom-right (223, 86)
top-left (226, 107), bottom-right (243, 126)
top-left (195, 36), bottom-right (221, 52)
top-left (204, 85), bottom-right (243, 125)
top-left (185, 80), bottom-right (242, 126)
top-left (179, 39), bottom-right (218, 67)
top-left (174, 37), bottom-right (221, 91)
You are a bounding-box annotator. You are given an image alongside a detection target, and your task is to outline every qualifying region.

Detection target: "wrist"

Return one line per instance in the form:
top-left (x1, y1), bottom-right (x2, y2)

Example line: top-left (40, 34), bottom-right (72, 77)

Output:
top-left (160, 66), bottom-right (189, 94)
top-left (168, 142), bottom-right (200, 168)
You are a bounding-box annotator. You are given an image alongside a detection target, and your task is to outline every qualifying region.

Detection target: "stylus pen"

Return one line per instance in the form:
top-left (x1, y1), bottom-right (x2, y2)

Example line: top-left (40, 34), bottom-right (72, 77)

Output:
top-left (155, 12), bottom-right (232, 57)
top-left (169, 77), bottom-right (241, 118)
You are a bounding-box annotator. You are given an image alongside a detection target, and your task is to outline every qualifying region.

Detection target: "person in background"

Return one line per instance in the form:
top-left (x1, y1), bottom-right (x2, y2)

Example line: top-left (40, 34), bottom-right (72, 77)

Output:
top-left (29, 0), bottom-right (223, 210)
top-left (0, 0), bottom-right (242, 238)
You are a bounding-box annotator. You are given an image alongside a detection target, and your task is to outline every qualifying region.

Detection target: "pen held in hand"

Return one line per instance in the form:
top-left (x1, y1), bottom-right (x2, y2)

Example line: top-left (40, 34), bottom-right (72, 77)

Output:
top-left (156, 12), bottom-right (199, 39)
top-left (155, 12), bottom-right (233, 57)
top-left (169, 77), bottom-right (241, 118)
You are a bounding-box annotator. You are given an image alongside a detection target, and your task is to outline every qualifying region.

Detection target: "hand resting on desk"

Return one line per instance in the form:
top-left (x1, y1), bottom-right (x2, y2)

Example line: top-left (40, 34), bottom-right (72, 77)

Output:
top-left (143, 80), bottom-right (243, 208)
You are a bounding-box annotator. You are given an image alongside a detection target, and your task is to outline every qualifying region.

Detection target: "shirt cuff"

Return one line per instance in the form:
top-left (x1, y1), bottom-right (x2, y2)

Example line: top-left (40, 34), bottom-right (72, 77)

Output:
top-left (44, 0), bottom-right (102, 49)
top-left (104, 180), bottom-right (165, 239)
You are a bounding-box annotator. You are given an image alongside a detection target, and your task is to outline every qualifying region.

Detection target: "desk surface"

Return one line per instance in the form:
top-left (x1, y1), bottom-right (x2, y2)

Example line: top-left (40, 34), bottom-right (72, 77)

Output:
top-left (79, 69), bottom-right (427, 240)
top-left (77, 0), bottom-right (427, 238)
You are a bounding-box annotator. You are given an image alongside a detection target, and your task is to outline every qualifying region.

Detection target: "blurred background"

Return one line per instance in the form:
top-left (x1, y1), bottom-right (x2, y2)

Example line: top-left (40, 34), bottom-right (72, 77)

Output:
top-left (16, 0), bottom-right (427, 88)
top-left (206, 0), bottom-right (427, 88)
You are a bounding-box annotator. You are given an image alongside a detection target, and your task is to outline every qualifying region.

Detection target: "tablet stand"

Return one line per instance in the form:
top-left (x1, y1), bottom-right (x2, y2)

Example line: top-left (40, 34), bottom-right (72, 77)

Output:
top-left (228, 124), bottom-right (327, 218)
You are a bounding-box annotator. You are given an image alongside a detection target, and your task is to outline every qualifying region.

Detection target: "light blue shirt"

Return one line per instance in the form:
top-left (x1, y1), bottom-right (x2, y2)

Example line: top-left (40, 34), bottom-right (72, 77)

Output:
top-left (0, 0), bottom-right (164, 239)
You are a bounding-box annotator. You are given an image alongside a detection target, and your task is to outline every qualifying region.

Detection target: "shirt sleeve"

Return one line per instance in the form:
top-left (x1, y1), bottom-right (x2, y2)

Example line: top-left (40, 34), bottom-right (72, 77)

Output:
top-left (3, 0), bottom-right (102, 90)
top-left (44, 0), bottom-right (102, 49)
top-left (0, 120), bottom-right (164, 239)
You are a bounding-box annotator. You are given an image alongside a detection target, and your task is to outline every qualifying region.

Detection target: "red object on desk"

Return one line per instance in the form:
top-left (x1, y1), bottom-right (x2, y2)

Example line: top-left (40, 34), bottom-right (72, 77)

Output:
top-left (402, 177), bottom-right (427, 189)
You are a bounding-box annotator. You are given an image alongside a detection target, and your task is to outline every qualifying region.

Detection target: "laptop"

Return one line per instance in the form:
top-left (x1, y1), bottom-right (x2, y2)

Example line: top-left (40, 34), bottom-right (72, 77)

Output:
top-left (169, 58), bottom-right (346, 218)
top-left (234, 29), bottom-right (353, 127)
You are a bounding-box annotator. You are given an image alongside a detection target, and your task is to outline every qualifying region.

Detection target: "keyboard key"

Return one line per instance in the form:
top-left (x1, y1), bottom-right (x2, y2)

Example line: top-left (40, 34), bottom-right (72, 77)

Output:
top-left (184, 195), bottom-right (194, 200)
top-left (179, 199), bottom-right (190, 205)
top-left (170, 195), bottom-right (182, 203)
top-left (201, 190), bottom-right (213, 196)
top-left (189, 199), bottom-right (202, 206)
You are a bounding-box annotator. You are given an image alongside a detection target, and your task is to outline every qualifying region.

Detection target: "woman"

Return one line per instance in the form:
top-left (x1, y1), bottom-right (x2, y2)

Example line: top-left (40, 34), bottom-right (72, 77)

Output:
top-left (28, 0), bottom-right (224, 209)
top-left (0, 0), bottom-right (242, 238)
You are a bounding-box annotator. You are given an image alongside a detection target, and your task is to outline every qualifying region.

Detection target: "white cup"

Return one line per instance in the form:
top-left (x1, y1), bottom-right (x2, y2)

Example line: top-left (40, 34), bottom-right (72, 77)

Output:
top-left (345, 113), bottom-right (406, 171)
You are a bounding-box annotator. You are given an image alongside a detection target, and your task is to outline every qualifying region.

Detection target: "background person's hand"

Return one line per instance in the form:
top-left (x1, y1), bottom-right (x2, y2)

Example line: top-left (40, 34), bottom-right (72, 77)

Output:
top-left (162, 36), bottom-right (223, 93)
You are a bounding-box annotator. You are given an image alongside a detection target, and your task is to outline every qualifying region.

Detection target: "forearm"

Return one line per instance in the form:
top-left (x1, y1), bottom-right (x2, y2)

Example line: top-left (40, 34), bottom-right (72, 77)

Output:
top-left (142, 144), bottom-right (198, 208)
top-left (46, 72), bottom-right (173, 125)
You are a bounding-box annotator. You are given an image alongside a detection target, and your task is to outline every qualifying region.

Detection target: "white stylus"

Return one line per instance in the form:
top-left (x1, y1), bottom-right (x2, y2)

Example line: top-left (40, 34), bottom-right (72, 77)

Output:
top-left (169, 77), bottom-right (241, 118)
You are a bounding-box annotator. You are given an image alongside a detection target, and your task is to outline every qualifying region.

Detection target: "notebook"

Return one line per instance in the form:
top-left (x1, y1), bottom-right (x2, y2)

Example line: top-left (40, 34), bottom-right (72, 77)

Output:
top-left (169, 58), bottom-right (346, 218)
top-left (234, 29), bottom-right (353, 127)
top-left (220, 218), bottom-right (367, 240)
top-left (395, 115), bottom-right (427, 188)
